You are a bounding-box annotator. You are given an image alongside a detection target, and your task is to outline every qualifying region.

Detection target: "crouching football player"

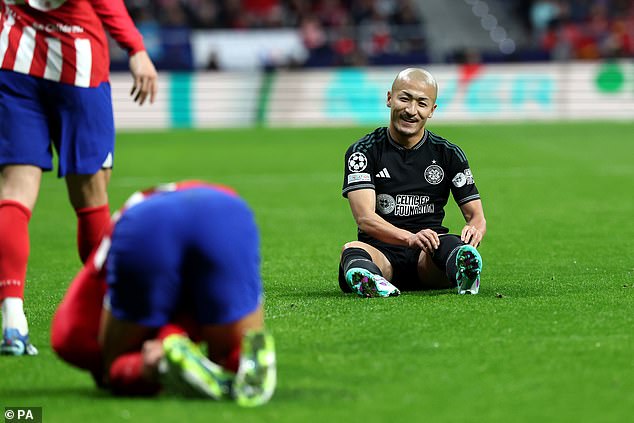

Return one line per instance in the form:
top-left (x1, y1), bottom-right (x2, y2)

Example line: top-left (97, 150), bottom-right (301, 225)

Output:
top-left (51, 181), bottom-right (276, 406)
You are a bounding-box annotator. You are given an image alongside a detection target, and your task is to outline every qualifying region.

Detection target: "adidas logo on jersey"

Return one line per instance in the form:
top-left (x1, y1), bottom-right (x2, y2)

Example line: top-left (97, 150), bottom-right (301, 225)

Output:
top-left (375, 168), bottom-right (391, 178)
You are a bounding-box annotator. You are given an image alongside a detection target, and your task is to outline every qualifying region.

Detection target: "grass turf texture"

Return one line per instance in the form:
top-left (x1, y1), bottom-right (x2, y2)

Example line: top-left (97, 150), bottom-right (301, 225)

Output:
top-left (1, 122), bottom-right (632, 423)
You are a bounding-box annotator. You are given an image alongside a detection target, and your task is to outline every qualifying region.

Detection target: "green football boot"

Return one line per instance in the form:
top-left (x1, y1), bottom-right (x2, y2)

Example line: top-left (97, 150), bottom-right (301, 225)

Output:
top-left (345, 268), bottom-right (400, 298)
top-left (233, 330), bottom-right (277, 407)
top-left (160, 334), bottom-right (233, 399)
top-left (455, 245), bottom-right (482, 295)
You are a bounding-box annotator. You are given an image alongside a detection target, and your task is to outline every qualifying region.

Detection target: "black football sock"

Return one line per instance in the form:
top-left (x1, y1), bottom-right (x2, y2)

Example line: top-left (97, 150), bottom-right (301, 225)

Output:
top-left (431, 235), bottom-right (464, 285)
top-left (338, 247), bottom-right (382, 292)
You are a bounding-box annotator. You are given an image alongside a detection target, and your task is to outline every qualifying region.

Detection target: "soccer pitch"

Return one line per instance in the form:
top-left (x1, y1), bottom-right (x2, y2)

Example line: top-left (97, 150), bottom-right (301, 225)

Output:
top-left (1, 122), bottom-right (632, 422)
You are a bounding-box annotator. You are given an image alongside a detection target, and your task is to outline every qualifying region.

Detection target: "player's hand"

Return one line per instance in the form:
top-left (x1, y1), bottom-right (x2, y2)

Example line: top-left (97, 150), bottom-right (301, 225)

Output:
top-left (461, 224), bottom-right (483, 247)
top-left (129, 50), bottom-right (158, 106)
top-left (141, 339), bottom-right (164, 378)
top-left (408, 229), bottom-right (440, 254)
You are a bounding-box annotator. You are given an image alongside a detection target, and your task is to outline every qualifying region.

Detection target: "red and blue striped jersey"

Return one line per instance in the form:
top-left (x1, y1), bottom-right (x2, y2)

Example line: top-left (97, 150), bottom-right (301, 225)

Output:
top-left (0, 0), bottom-right (145, 87)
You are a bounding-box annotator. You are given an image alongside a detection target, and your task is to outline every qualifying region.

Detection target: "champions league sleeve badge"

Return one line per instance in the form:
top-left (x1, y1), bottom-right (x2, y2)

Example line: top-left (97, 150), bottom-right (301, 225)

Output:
top-left (348, 152), bottom-right (368, 173)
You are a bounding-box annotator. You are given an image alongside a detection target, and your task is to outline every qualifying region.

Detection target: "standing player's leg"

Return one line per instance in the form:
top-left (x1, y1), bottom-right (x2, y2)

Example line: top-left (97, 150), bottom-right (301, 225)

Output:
top-left (66, 170), bottom-right (112, 263)
top-left (417, 234), bottom-right (482, 294)
top-left (51, 80), bottom-right (115, 264)
top-left (0, 71), bottom-right (54, 356)
top-left (0, 166), bottom-right (41, 355)
top-left (338, 241), bottom-right (400, 297)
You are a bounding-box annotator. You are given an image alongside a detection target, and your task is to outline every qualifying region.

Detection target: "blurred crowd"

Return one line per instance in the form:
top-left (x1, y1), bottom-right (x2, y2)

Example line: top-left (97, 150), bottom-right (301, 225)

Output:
top-left (121, 0), bottom-right (633, 69)
top-left (515, 0), bottom-right (634, 59)
top-left (124, 0), bottom-right (427, 67)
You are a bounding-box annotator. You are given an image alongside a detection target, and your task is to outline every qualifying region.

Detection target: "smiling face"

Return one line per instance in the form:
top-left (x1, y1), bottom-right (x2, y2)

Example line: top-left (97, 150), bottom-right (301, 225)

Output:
top-left (387, 68), bottom-right (438, 147)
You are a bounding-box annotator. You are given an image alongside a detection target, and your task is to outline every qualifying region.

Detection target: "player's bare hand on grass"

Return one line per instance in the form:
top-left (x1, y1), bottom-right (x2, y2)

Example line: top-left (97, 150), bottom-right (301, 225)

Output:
top-left (129, 50), bottom-right (158, 105)
top-left (461, 225), bottom-right (482, 247)
top-left (408, 229), bottom-right (439, 253)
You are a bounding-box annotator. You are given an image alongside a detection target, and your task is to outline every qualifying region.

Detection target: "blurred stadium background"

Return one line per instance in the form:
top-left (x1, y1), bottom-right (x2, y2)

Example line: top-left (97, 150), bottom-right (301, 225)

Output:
top-left (109, 0), bottom-right (634, 128)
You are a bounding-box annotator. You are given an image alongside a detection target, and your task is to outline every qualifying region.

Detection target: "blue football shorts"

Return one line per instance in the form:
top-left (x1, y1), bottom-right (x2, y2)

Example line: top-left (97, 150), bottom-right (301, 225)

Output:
top-left (0, 70), bottom-right (114, 177)
top-left (106, 187), bottom-right (263, 327)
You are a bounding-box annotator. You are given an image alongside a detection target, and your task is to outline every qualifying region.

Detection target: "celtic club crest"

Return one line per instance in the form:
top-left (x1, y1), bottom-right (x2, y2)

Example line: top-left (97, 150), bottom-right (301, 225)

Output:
top-left (424, 164), bottom-right (444, 185)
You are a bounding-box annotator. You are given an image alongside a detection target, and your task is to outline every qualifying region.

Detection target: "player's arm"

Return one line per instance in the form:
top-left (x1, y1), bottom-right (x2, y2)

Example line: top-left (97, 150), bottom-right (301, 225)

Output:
top-left (90, 0), bottom-right (158, 105)
top-left (458, 199), bottom-right (486, 246)
top-left (348, 189), bottom-right (439, 253)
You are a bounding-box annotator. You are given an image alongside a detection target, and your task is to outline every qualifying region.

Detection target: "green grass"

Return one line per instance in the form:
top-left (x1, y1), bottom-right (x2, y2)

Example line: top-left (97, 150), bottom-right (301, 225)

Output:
top-left (1, 122), bottom-right (633, 423)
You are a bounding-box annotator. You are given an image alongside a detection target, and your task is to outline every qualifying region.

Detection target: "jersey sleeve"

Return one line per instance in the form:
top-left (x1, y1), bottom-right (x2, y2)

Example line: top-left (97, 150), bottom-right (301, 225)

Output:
top-left (447, 146), bottom-right (480, 206)
top-left (90, 0), bottom-right (145, 55)
top-left (342, 143), bottom-right (376, 198)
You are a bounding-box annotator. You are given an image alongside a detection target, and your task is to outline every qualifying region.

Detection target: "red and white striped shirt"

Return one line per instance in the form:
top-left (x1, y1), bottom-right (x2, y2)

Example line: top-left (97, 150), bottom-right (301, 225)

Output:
top-left (0, 0), bottom-right (145, 87)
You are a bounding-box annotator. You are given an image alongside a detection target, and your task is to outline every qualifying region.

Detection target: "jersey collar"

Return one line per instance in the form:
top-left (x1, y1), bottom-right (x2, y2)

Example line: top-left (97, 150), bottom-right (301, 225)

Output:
top-left (386, 128), bottom-right (428, 150)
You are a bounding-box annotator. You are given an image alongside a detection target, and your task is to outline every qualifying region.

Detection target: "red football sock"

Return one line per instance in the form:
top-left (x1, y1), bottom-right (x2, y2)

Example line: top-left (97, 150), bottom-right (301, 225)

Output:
top-left (0, 200), bottom-right (31, 301)
top-left (75, 204), bottom-right (110, 263)
top-left (225, 343), bottom-right (241, 373)
top-left (156, 323), bottom-right (188, 341)
top-left (109, 352), bottom-right (161, 396)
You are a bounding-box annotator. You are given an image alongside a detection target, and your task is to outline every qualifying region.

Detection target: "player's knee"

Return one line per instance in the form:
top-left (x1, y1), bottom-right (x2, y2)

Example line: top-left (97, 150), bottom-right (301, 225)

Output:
top-left (338, 245), bottom-right (384, 293)
top-left (65, 172), bottom-right (109, 209)
top-left (342, 241), bottom-right (364, 254)
top-left (50, 307), bottom-right (99, 366)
